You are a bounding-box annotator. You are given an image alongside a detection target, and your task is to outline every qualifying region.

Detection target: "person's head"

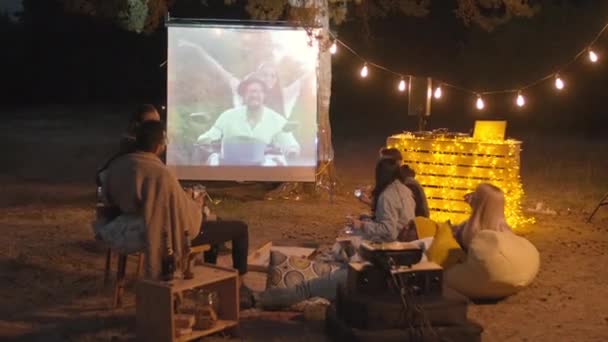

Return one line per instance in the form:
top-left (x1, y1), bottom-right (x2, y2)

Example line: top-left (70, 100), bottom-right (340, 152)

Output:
top-left (371, 158), bottom-right (403, 211)
top-left (135, 121), bottom-right (166, 156)
top-left (127, 104), bottom-right (161, 137)
top-left (459, 183), bottom-right (511, 249)
top-left (257, 63), bottom-right (279, 89)
top-left (238, 76), bottom-right (268, 111)
top-left (379, 147), bottom-right (403, 163)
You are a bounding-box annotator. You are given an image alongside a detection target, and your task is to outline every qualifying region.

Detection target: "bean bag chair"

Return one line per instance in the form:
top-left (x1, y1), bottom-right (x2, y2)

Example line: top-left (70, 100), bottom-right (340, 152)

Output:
top-left (445, 230), bottom-right (540, 299)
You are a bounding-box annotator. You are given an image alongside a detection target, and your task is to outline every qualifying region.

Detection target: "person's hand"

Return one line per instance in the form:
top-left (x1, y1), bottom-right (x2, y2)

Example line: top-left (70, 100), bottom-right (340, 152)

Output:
top-left (358, 192), bottom-right (372, 206)
top-left (346, 216), bottom-right (363, 230)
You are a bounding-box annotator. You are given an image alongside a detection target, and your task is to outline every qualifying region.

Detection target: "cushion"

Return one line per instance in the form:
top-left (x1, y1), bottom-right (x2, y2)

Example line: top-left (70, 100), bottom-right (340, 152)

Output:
top-left (414, 217), bottom-right (438, 239)
top-left (445, 230), bottom-right (540, 299)
top-left (266, 250), bottom-right (338, 289)
top-left (426, 222), bottom-right (466, 269)
top-left (93, 214), bottom-right (146, 254)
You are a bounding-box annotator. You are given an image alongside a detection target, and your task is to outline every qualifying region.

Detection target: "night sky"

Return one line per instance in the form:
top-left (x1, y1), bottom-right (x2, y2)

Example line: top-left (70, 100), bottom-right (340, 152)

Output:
top-left (2, 0), bottom-right (608, 138)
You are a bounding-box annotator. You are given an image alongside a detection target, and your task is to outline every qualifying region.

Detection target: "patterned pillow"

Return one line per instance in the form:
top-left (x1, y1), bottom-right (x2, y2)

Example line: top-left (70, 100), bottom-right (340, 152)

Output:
top-left (266, 250), bottom-right (338, 289)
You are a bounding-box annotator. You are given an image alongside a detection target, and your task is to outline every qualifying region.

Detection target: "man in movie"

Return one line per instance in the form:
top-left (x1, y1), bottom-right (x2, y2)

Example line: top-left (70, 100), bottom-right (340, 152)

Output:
top-left (196, 74), bottom-right (300, 165)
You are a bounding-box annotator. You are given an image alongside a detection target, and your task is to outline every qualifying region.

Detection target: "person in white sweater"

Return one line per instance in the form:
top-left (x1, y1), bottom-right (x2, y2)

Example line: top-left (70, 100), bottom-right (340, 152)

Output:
top-left (252, 158), bottom-right (416, 309)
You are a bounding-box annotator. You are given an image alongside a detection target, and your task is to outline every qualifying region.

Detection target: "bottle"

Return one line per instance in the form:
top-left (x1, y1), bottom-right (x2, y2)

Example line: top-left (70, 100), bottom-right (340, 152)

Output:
top-left (183, 229), bottom-right (194, 279)
top-left (161, 230), bottom-right (175, 281)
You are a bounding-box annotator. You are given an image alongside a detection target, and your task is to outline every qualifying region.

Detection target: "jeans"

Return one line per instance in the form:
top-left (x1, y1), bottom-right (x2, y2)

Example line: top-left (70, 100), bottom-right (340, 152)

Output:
top-left (256, 267), bottom-right (348, 309)
top-left (191, 220), bottom-right (249, 275)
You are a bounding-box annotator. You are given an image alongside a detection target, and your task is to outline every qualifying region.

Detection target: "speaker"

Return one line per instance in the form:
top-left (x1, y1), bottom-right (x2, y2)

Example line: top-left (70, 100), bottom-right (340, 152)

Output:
top-left (408, 76), bottom-right (432, 117)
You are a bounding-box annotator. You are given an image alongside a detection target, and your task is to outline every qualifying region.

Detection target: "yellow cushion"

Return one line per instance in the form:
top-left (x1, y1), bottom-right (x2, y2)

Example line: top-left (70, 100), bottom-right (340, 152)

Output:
top-left (414, 217), bottom-right (438, 239)
top-left (426, 222), bottom-right (466, 269)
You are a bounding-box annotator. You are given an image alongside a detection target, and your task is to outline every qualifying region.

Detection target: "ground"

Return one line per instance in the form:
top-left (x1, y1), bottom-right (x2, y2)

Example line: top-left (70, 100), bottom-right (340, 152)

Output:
top-left (1, 106), bottom-right (608, 341)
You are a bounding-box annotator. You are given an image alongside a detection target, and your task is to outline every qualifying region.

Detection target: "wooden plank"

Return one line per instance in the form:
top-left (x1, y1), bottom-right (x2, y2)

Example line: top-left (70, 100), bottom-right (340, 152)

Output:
top-left (169, 264), bottom-right (237, 293)
top-left (176, 320), bottom-right (238, 342)
top-left (427, 199), bottom-right (472, 213)
top-left (136, 280), bottom-right (173, 342)
top-left (403, 152), bottom-right (516, 169)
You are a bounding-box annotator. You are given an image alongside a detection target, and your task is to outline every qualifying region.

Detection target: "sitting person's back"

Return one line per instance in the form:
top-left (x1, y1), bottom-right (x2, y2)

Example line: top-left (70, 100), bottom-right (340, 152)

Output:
top-left (105, 121), bottom-right (202, 279)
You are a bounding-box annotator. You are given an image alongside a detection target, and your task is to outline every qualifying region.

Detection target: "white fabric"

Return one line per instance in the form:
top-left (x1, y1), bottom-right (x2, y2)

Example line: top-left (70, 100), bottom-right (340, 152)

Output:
top-left (197, 106), bottom-right (300, 155)
top-left (445, 230), bottom-right (540, 299)
top-left (93, 214), bottom-right (146, 254)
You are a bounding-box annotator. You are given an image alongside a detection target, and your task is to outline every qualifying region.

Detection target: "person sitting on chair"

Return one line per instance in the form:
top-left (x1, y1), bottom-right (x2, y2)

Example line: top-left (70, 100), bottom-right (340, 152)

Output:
top-left (104, 121), bottom-right (253, 304)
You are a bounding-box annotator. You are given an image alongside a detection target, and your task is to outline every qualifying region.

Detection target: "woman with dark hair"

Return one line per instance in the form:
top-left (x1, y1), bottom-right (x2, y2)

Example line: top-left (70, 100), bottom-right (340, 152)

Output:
top-left (249, 158), bottom-right (417, 309)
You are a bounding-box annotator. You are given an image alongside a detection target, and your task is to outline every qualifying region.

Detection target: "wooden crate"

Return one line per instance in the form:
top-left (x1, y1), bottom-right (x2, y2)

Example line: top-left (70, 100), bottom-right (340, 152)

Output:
top-left (387, 133), bottom-right (530, 228)
top-left (136, 264), bottom-right (239, 342)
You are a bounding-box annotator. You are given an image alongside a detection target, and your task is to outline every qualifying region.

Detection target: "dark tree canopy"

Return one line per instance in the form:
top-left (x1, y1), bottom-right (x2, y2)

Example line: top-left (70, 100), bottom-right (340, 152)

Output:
top-left (58, 0), bottom-right (541, 33)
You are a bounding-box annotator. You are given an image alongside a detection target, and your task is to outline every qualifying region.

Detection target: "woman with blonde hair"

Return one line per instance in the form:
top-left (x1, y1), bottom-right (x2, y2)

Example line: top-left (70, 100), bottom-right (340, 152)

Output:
top-left (452, 183), bottom-right (512, 250)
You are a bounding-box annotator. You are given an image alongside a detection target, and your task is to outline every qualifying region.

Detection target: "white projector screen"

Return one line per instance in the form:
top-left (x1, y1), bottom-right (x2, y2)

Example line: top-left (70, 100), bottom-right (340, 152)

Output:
top-left (166, 23), bottom-right (319, 182)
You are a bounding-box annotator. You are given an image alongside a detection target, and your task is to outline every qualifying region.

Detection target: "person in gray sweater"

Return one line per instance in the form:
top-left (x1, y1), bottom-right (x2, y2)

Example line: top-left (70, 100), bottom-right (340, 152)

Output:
top-left (252, 158), bottom-right (416, 309)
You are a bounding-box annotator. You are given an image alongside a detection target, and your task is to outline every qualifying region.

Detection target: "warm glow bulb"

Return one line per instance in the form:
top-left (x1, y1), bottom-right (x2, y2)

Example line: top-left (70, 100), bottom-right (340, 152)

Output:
top-left (516, 93), bottom-right (525, 107)
top-left (398, 78), bottom-right (406, 92)
top-left (589, 49), bottom-right (598, 63)
top-left (555, 75), bottom-right (564, 90)
top-left (329, 41), bottom-right (337, 54)
top-left (434, 86), bottom-right (442, 99)
top-left (360, 64), bottom-right (368, 78)
top-left (476, 96), bottom-right (485, 110)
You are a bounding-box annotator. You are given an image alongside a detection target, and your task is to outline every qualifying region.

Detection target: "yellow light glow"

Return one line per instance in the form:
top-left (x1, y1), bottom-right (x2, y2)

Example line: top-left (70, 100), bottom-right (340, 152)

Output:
top-left (360, 63), bottom-right (368, 78)
top-left (555, 75), bottom-right (564, 90)
top-left (386, 132), bottom-right (534, 229)
top-left (398, 78), bottom-right (406, 92)
top-left (329, 41), bottom-right (337, 54)
top-left (516, 92), bottom-right (525, 107)
top-left (589, 49), bottom-right (598, 63)
top-left (476, 96), bottom-right (485, 110)
top-left (434, 86), bottom-right (442, 99)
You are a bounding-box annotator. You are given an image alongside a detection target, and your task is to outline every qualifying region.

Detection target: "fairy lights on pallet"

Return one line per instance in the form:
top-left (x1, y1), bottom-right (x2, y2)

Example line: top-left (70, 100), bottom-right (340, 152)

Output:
top-left (327, 20), bottom-right (608, 110)
top-left (387, 133), bottom-right (534, 229)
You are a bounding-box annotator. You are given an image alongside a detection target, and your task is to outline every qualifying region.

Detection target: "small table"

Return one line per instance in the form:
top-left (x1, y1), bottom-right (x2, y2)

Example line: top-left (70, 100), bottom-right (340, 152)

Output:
top-left (136, 264), bottom-right (239, 342)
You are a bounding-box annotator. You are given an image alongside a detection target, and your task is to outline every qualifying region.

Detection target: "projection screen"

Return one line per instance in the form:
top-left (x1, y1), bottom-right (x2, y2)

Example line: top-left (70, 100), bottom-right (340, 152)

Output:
top-left (166, 22), bottom-right (319, 182)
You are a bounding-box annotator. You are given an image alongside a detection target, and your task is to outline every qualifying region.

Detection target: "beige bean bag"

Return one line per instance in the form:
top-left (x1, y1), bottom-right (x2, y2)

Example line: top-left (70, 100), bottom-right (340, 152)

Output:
top-left (445, 230), bottom-right (540, 299)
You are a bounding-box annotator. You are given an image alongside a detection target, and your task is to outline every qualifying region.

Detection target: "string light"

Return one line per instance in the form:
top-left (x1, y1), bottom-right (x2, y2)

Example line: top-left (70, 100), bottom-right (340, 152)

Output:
top-left (476, 95), bottom-right (485, 110)
top-left (555, 74), bottom-right (565, 90)
top-left (325, 17), bottom-right (608, 107)
top-left (398, 78), bottom-right (406, 92)
top-left (329, 41), bottom-right (337, 54)
top-left (588, 49), bottom-right (598, 63)
top-left (360, 63), bottom-right (368, 78)
top-left (516, 91), bottom-right (525, 107)
top-left (433, 86), bottom-right (442, 99)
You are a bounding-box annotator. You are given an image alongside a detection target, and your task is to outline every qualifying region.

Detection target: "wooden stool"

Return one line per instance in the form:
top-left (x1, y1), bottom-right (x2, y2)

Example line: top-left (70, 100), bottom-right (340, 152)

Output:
top-left (104, 244), bottom-right (211, 308)
top-left (104, 249), bottom-right (144, 308)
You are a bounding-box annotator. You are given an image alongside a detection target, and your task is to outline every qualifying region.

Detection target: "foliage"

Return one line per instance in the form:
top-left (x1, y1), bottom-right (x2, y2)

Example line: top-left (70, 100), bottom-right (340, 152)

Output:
top-left (58, 0), bottom-right (540, 33)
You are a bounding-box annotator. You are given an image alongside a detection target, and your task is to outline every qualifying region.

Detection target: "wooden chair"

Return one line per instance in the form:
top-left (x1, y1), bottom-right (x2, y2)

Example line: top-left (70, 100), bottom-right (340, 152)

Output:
top-left (104, 244), bottom-right (211, 308)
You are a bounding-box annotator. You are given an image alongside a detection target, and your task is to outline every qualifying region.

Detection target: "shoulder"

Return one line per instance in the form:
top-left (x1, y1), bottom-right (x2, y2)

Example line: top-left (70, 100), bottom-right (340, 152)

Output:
top-left (218, 107), bottom-right (242, 120)
top-left (263, 107), bottom-right (286, 123)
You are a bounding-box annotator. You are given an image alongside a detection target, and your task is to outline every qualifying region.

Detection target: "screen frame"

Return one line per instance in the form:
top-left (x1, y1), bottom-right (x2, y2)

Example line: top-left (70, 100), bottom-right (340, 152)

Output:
top-left (165, 18), bottom-right (320, 183)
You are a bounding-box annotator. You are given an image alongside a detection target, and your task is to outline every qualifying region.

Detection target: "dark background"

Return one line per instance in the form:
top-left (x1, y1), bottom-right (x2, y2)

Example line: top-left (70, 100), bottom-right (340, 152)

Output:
top-left (2, 0), bottom-right (608, 140)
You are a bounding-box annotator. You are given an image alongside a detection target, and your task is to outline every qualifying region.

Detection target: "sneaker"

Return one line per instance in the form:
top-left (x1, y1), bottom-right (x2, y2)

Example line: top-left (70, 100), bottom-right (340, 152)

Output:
top-left (239, 285), bottom-right (254, 310)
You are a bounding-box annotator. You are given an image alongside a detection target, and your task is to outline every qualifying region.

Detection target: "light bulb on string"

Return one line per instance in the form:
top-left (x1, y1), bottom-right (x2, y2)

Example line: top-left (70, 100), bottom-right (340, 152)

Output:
top-left (588, 49), bottom-right (598, 63)
top-left (398, 78), bottom-right (406, 92)
top-left (516, 91), bottom-right (525, 107)
top-left (434, 86), bottom-right (442, 99)
top-left (554, 74), bottom-right (564, 90)
top-left (329, 41), bottom-right (337, 54)
top-left (475, 95), bottom-right (485, 110)
top-left (360, 63), bottom-right (368, 78)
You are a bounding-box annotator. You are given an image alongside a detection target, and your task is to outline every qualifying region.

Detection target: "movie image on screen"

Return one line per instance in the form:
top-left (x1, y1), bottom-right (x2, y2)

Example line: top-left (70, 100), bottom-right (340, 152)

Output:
top-left (167, 24), bottom-right (319, 182)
